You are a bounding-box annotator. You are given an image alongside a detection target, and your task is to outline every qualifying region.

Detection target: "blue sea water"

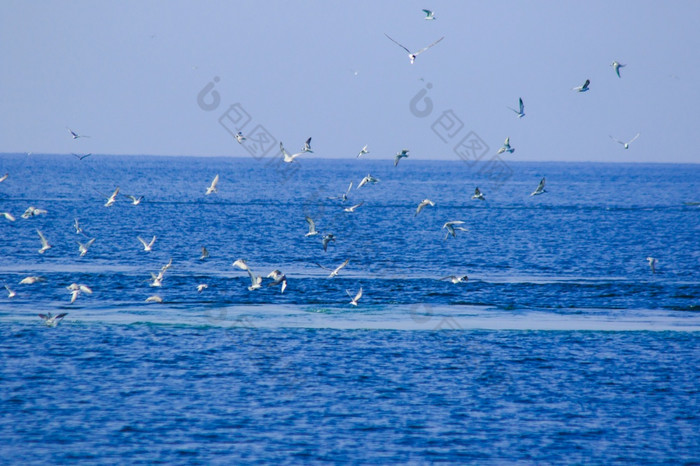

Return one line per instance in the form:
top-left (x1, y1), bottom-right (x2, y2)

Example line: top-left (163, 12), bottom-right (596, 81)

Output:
top-left (0, 153), bottom-right (698, 463)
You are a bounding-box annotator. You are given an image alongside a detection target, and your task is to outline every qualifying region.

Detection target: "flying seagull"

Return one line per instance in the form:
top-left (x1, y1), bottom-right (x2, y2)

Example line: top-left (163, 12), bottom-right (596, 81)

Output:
top-left (4, 284), bottom-right (16, 298)
top-left (320, 258), bottom-right (349, 278)
top-left (572, 79), bottom-right (591, 92)
top-left (530, 177), bottom-right (547, 196)
top-left (137, 235), bottom-right (157, 252)
top-left (322, 233), bottom-right (336, 252)
top-left (234, 131), bottom-right (246, 143)
top-left (1, 212), bottom-right (15, 222)
top-left (37, 229), bottom-right (52, 254)
top-left (646, 257), bottom-right (658, 274)
top-left (472, 187), bottom-right (485, 200)
top-left (66, 283), bottom-right (92, 304)
top-left (39, 312), bottom-right (68, 327)
top-left (200, 246), bottom-right (209, 260)
top-left (125, 195), bottom-right (143, 205)
top-left (0, 173), bottom-right (8, 183)
top-left (347, 287), bottom-right (363, 306)
top-left (305, 216), bottom-right (319, 236)
top-left (19, 276), bottom-right (44, 285)
top-left (78, 238), bottom-right (96, 257)
top-left (301, 137), bottom-right (313, 153)
top-left (442, 221), bottom-right (469, 239)
top-left (508, 97), bottom-right (525, 118)
top-left (246, 268), bottom-right (262, 291)
top-left (104, 187), bottom-right (120, 207)
top-left (232, 259), bottom-right (250, 271)
top-left (422, 9), bottom-right (436, 20)
top-left (72, 153), bottom-right (92, 160)
top-left (21, 206), bottom-right (48, 218)
top-left (197, 284), bottom-right (208, 293)
top-left (394, 149), bottom-right (409, 167)
top-left (67, 128), bottom-right (89, 139)
top-left (610, 133), bottom-right (640, 149)
top-left (497, 137), bottom-right (514, 154)
top-left (344, 201), bottom-right (364, 213)
top-left (206, 174), bottom-right (219, 195)
top-left (145, 295), bottom-right (163, 303)
top-left (415, 199), bottom-right (435, 216)
top-left (357, 145), bottom-right (369, 158)
top-left (611, 61), bottom-right (626, 78)
top-left (441, 275), bottom-right (469, 284)
top-left (384, 33), bottom-right (444, 64)
top-left (280, 142), bottom-right (305, 163)
top-left (74, 218), bottom-right (83, 234)
top-left (267, 270), bottom-right (288, 293)
top-left (357, 174), bottom-right (379, 188)
top-left (329, 182), bottom-right (353, 202)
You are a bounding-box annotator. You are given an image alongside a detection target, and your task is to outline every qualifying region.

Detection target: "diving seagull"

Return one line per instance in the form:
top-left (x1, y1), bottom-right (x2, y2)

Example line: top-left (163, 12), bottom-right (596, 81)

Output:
top-left (384, 33), bottom-right (444, 64)
top-left (301, 137), bottom-right (313, 153)
top-left (530, 177), bottom-right (547, 196)
top-left (206, 174), bottom-right (219, 195)
top-left (357, 145), bottom-right (369, 158)
top-left (415, 199), bottom-right (435, 216)
top-left (508, 97), bottom-right (525, 118)
top-left (78, 238), bottom-right (95, 257)
top-left (497, 137), bottom-right (514, 154)
top-left (646, 257), bottom-right (658, 274)
top-left (344, 201), bottom-right (364, 213)
top-left (394, 149), bottom-right (409, 167)
top-left (610, 133), bottom-right (640, 149)
top-left (104, 187), bottom-right (120, 207)
top-left (234, 131), bottom-right (246, 143)
top-left (267, 270), bottom-right (288, 293)
top-left (39, 312), bottom-right (68, 327)
top-left (125, 195), bottom-right (143, 205)
top-left (322, 233), bottom-right (336, 252)
top-left (572, 79), bottom-right (591, 92)
top-left (347, 287), bottom-right (363, 306)
top-left (422, 9), bottom-right (436, 20)
top-left (1, 212), bottom-right (15, 222)
top-left (37, 229), bottom-right (52, 254)
top-left (472, 187), bottom-right (485, 200)
top-left (611, 61), bottom-right (626, 78)
top-left (137, 235), bottom-right (157, 252)
top-left (441, 275), bottom-right (469, 284)
top-left (443, 221), bottom-right (468, 239)
top-left (280, 142), bottom-right (305, 163)
top-left (67, 128), bottom-right (89, 139)
top-left (305, 216), bottom-right (319, 237)
top-left (357, 174), bottom-right (379, 188)
top-left (4, 284), bottom-right (16, 298)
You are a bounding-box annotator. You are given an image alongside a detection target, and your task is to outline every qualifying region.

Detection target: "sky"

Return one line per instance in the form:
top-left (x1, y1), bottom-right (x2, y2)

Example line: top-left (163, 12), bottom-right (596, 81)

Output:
top-left (1, 1), bottom-right (699, 163)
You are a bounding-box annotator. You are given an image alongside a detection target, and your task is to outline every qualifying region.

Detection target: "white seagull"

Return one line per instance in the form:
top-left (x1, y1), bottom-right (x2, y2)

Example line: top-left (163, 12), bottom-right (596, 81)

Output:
top-left (646, 257), bottom-right (658, 274)
top-left (611, 61), bottom-right (626, 78)
top-left (304, 216), bottom-right (319, 237)
top-left (67, 128), bottom-right (89, 139)
top-left (4, 284), bottom-right (16, 298)
top-left (1, 212), bottom-right (15, 222)
top-left (0, 173), bottom-right (8, 182)
top-left (145, 295), bottom-right (163, 303)
top-left (78, 238), bottom-right (96, 257)
top-left (530, 177), bottom-right (547, 196)
top-left (497, 137), bottom-right (515, 154)
top-left (344, 201), bottom-right (364, 213)
top-left (246, 269), bottom-right (263, 291)
top-left (322, 233), bottom-right (336, 252)
top-left (137, 235), bottom-right (157, 252)
top-left (357, 174), bottom-right (379, 188)
top-left (267, 270), bottom-right (288, 293)
top-left (125, 195), bottom-right (143, 205)
top-left (197, 284), bottom-right (208, 293)
top-left (21, 206), bottom-right (48, 218)
top-left (67, 283), bottom-right (92, 304)
top-left (206, 174), bottom-right (219, 195)
top-left (347, 287), bottom-right (363, 306)
top-left (324, 259), bottom-right (350, 278)
top-left (384, 34), bottom-right (444, 65)
top-left (572, 79), bottom-right (591, 92)
top-left (232, 259), bottom-right (250, 271)
top-left (19, 276), bottom-right (44, 285)
top-left (200, 246), bottom-right (209, 260)
top-left (508, 97), bottom-right (525, 118)
top-left (394, 149), bottom-right (409, 167)
top-left (443, 221), bottom-right (469, 239)
top-left (37, 229), bottom-right (52, 254)
top-left (422, 9), bottom-right (436, 20)
top-left (329, 182), bottom-right (353, 202)
top-left (104, 187), bottom-right (120, 207)
top-left (415, 199), bottom-right (435, 216)
top-left (280, 142), bottom-right (305, 163)
top-left (441, 275), bottom-right (469, 284)
top-left (301, 137), bottom-right (313, 153)
top-left (39, 312), bottom-right (68, 327)
top-left (610, 133), bottom-right (640, 150)
top-left (235, 131), bottom-right (246, 143)
top-left (357, 145), bottom-right (369, 158)
top-left (74, 218), bottom-right (83, 234)
top-left (472, 187), bottom-right (485, 200)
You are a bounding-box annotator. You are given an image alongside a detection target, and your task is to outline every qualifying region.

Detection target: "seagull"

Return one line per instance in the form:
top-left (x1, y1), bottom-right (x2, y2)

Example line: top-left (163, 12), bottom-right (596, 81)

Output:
top-left (0, 173), bottom-right (8, 182)
top-left (441, 275), bottom-right (469, 284)
top-left (384, 34), bottom-right (444, 65)
top-left (72, 153), bottom-right (92, 160)
top-left (66, 283), bottom-right (92, 304)
top-left (67, 128), bottom-right (89, 139)
top-left (572, 79), bottom-right (591, 92)
top-left (125, 195), bottom-right (143, 205)
top-left (206, 174), bottom-right (219, 195)
top-left (149, 272), bottom-right (164, 287)
top-left (160, 258), bottom-right (173, 274)
top-left (318, 258), bottom-right (350, 278)
top-left (415, 199), bottom-right (435, 216)
top-left (646, 257), bottom-right (658, 274)
top-left (234, 131), bottom-right (246, 143)
top-left (443, 221), bottom-right (469, 239)
top-left (508, 97), bottom-right (525, 118)
top-left (472, 187), bottom-right (485, 200)
top-left (344, 201), bottom-right (364, 213)
top-left (357, 174), bottom-right (379, 188)
top-left (497, 137), bottom-right (515, 154)
top-left (322, 233), bottom-right (336, 251)
top-left (329, 182), bottom-right (353, 202)
top-left (19, 276), bottom-right (44, 285)
top-left (73, 218), bottom-right (83, 234)
top-left (37, 229), bottom-right (52, 254)
top-left (78, 238), bottom-right (96, 257)
top-left (39, 312), bottom-right (68, 327)
top-left (21, 206), bottom-right (48, 218)
top-left (305, 216), bottom-right (319, 236)
top-left (197, 284), bottom-right (208, 293)
top-left (4, 284), bottom-right (16, 298)
top-left (422, 9), bottom-right (436, 20)
top-left (145, 295), bottom-right (163, 303)
top-left (104, 187), bottom-right (120, 207)
top-left (280, 142), bottom-right (305, 163)
top-left (1, 212), bottom-right (15, 222)
top-left (530, 177), bottom-right (547, 196)
top-left (610, 133), bottom-right (640, 150)
top-left (394, 149), bottom-right (409, 167)
top-left (301, 137), bottom-right (313, 153)
top-left (200, 246), bottom-right (209, 260)
top-left (246, 269), bottom-right (263, 291)
top-left (232, 259), bottom-right (250, 271)
top-left (347, 287), bottom-right (363, 306)
top-left (357, 145), bottom-right (369, 158)
top-left (611, 61), bottom-right (626, 78)
top-left (267, 270), bottom-right (288, 293)
top-left (137, 235), bottom-right (157, 252)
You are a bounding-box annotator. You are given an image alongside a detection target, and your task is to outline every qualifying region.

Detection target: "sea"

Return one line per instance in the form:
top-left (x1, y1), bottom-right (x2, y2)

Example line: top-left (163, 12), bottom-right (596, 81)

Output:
top-left (0, 153), bottom-right (698, 463)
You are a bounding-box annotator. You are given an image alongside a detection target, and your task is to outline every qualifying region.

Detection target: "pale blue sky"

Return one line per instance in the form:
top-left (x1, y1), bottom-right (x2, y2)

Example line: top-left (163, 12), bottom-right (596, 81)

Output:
top-left (1, 1), bottom-right (699, 163)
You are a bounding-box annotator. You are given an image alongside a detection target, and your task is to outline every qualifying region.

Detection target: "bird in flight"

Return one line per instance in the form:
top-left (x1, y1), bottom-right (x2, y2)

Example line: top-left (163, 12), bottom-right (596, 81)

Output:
top-left (646, 257), bottom-right (658, 274)
top-left (37, 229), bottom-right (52, 254)
top-left (347, 287), bottom-right (363, 306)
top-left (394, 149), bottom-right (409, 167)
top-left (610, 133), bottom-right (640, 150)
top-left (267, 270), bottom-right (288, 293)
top-left (234, 131), bottom-right (246, 144)
top-left (206, 174), bottom-right (219, 195)
top-left (0, 173), bottom-right (8, 183)
top-left (530, 177), bottom-right (547, 196)
top-left (497, 137), bottom-right (515, 154)
top-left (442, 221), bottom-right (468, 239)
top-left (472, 187), bottom-right (485, 201)
top-left (422, 9), bottom-right (436, 20)
top-left (301, 137), bottom-right (313, 153)
top-left (200, 246), bottom-right (209, 260)
top-left (611, 61), bottom-right (626, 78)
top-left (572, 79), bottom-right (591, 92)
top-left (508, 98), bottom-right (525, 118)
top-left (415, 199), bottom-right (435, 216)
top-left (1, 212), bottom-right (15, 222)
top-left (78, 238), bottom-right (96, 257)
top-left (104, 187), bottom-right (120, 207)
top-left (344, 201), bottom-right (364, 213)
top-left (384, 34), bottom-right (444, 64)
top-left (72, 153), bottom-right (92, 160)
top-left (67, 128), bottom-right (89, 139)
top-left (5, 284), bottom-right (16, 298)
top-left (280, 142), bottom-right (306, 163)
top-left (322, 233), bottom-right (336, 252)
top-left (125, 195), bottom-right (143, 205)
top-left (137, 235), bottom-right (157, 252)
top-left (357, 145), bottom-right (369, 158)
top-left (39, 312), bottom-right (68, 327)
top-left (305, 216), bottom-right (319, 237)
top-left (358, 174), bottom-right (379, 188)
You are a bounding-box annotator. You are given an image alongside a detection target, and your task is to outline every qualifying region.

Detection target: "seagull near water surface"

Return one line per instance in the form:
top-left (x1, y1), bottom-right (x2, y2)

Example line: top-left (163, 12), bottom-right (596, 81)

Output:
top-left (442, 221), bottom-right (468, 239)
top-left (384, 33), bottom-right (444, 65)
top-left (358, 174), bottom-right (379, 188)
top-left (39, 312), bottom-right (68, 327)
top-left (530, 177), bottom-right (547, 196)
top-left (472, 187), bottom-right (485, 201)
top-left (415, 199), bottom-right (435, 216)
top-left (347, 287), bottom-right (363, 306)
top-left (206, 174), bottom-right (219, 195)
